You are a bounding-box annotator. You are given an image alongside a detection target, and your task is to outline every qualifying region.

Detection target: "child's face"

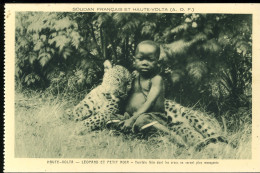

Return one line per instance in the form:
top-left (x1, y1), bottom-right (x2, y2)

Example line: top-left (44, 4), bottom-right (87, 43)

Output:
top-left (134, 44), bottom-right (159, 74)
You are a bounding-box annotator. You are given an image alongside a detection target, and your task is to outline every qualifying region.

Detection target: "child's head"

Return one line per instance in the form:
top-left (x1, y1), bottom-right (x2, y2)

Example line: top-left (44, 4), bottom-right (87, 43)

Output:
top-left (134, 40), bottom-right (160, 75)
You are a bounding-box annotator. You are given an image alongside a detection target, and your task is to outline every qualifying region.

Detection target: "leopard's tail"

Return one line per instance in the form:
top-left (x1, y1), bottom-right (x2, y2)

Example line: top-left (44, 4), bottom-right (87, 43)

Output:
top-left (194, 135), bottom-right (236, 151)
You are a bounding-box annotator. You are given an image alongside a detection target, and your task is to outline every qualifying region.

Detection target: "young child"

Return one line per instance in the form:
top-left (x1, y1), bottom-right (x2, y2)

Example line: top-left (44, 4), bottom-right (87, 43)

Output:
top-left (121, 40), bottom-right (172, 135)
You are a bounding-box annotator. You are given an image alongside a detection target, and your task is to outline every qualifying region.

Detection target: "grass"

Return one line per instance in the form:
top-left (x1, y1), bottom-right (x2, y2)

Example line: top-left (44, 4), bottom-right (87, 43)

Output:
top-left (15, 92), bottom-right (252, 159)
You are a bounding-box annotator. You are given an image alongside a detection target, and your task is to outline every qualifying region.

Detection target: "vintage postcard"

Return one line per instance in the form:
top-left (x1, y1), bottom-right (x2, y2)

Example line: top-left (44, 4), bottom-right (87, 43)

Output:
top-left (4, 3), bottom-right (260, 172)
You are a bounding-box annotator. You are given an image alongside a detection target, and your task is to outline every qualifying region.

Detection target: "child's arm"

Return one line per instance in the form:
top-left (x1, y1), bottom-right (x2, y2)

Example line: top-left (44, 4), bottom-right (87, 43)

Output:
top-left (122, 75), bottom-right (164, 130)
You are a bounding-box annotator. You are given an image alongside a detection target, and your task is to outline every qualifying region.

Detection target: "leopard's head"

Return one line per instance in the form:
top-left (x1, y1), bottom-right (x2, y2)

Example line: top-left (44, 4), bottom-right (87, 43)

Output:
top-left (102, 60), bottom-right (132, 98)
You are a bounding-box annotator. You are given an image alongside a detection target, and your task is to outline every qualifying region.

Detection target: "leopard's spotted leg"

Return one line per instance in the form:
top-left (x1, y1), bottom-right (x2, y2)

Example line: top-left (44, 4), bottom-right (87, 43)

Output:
top-left (194, 135), bottom-right (229, 151)
top-left (165, 99), bottom-right (227, 146)
top-left (180, 109), bottom-right (221, 139)
top-left (75, 101), bottom-right (120, 135)
top-left (73, 97), bottom-right (99, 122)
top-left (169, 122), bottom-right (205, 147)
top-left (75, 113), bottom-right (108, 135)
top-left (180, 109), bottom-right (232, 149)
top-left (168, 122), bottom-right (229, 152)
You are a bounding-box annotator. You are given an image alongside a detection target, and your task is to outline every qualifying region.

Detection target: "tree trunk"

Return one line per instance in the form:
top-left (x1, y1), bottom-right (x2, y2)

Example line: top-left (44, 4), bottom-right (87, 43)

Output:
top-left (89, 23), bottom-right (103, 58)
top-left (100, 27), bottom-right (107, 60)
top-left (110, 40), bottom-right (118, 63)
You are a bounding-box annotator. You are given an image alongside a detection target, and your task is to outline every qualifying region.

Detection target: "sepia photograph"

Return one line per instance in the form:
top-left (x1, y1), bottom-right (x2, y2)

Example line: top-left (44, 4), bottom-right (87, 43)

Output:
top-left (4, 3), bottom-right (260, 172)
top-left (14, 11), bottom-right (252, 159)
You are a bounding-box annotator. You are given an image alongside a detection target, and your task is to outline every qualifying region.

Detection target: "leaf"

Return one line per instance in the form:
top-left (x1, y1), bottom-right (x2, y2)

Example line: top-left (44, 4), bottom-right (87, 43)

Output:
top-left (51, 35), bottom-right (70, 52)
top-left (171, 23), bottom-right (188, 34)
top-left (203, 23), bottom-right (214, 35)
top-left (28, 52), bottom-right (37, 64)
top-left (235, 41), bottom-right (250, 56)
top-left (141, 22), bottom-right (156, 36)
top-left (97, 13), bottom-right (111, 27)
top-left (218, 33), bottom-right (230, 46)
top-left (39, 53), bottom-right (51, 67)
top-left (33, 40), bottom-right (43, 51)
top-left (24, 73), bottom-right (41, 86)
top-left (40, 35), bottom-right (47, 42)
top-left (48, 38), bottom-right (55, 45)
top-left (166, 39), bottom-right (191, 56)
top-left (62, 48), bottom-right (73, 60)
top-left (192, 32), bottom-right (207, 42)
top-left (71, 31), bottom-right (81, 49)
top-left (184, 18), bottom-right (192, 23)
top-left (54, 17), bottom-right (73, 30)
top-left (113, 13), bottom-right (127, 24)
top-left (186, 61), bottom-right (208, 81)
top-left (32, 34), bottom-right (39, 42)
top-left (192, 22), bottom-right (198, 28)
top-left (200, 39), bottom-right (220, 53)
top-left (170, 69), bottom-right (185, 83)
top-left (18, 37), bottom-right (28, 48)
top-left (49, 48), bottom-right (55, 55)
top-left (90, 49), bottom-right (99, 56)
top-left (75, 69), bottom-right (85, 84)
top-left (79, 48), bottom-right (89, 57)
top-left (24, 75), bottom-right (29, 83)
top-left (50, 32), bottom-right (58, 38)
top-left (122, 20), bottom-right (140, 33)
top-left (73, 22), bottom-right (78, 30)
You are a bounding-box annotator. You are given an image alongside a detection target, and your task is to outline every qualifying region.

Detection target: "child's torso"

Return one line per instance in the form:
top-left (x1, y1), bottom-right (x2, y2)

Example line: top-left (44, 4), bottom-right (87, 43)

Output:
top-left (125, 75), bottom-right (165, 115)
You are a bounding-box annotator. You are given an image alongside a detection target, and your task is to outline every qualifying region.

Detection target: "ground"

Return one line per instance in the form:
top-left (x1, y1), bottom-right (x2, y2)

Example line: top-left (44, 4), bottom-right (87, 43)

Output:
top-left (15, 92), bottom-right (251, 159)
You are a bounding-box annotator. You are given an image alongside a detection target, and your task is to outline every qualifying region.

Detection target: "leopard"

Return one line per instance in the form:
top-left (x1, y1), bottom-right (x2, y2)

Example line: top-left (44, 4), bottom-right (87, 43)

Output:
top-left (67, 60), bottom-right (132, 135)
top-left (164, 99), bottom-right (229, 150)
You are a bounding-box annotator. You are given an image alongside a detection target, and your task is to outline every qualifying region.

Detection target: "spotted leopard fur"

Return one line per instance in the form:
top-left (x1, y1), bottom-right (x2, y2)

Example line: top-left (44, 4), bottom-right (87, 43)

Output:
top-left (67, 60), bottom-right (132, 135)
top-left (164, 99), bottom-right (228, 150)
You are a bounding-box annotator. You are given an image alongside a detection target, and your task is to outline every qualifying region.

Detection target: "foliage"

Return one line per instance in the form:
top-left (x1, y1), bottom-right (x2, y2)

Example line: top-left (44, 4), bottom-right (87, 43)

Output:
top-left (15, 12), bottom-right (252, 116)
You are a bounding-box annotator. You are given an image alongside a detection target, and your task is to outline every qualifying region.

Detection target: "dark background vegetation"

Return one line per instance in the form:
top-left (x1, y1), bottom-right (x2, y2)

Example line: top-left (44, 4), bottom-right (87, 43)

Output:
top-left (15, 12), bottom-right (252, 130)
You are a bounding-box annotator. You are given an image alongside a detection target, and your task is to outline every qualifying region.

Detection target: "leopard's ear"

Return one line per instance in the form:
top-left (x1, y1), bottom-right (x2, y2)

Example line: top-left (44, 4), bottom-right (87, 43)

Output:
top-left (104, 60), bottom-right (113, 72)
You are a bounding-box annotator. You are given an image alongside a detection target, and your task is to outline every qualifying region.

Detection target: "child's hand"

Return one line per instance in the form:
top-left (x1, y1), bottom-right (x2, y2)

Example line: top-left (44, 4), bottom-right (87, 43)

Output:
top-left (121, 118), bottom-right (134, 132)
